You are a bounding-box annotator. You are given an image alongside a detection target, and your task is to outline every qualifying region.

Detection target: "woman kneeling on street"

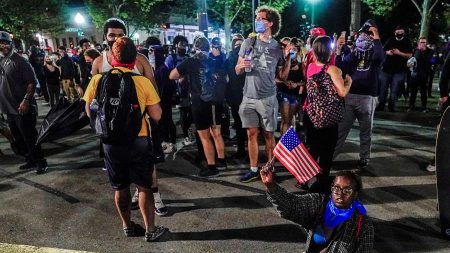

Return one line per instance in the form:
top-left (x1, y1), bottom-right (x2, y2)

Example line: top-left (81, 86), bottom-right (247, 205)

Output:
top-left (261, 168), bottom-right (374, 252)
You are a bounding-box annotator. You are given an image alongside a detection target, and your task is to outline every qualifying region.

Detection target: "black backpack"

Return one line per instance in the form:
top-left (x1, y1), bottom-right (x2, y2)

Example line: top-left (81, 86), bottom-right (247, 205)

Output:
top-left (198, 54), bottom-right (227, 104)
top-left (91, 68), bottom-right (143, 144)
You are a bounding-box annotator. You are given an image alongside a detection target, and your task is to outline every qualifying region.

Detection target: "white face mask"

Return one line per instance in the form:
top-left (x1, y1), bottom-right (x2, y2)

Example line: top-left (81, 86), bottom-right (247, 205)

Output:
top-left (305, 44), bottom-right (311, 51)
top-left (67, 52), bottom-right (73, 57)
top-left (148, 53), bottom-right (155, 65)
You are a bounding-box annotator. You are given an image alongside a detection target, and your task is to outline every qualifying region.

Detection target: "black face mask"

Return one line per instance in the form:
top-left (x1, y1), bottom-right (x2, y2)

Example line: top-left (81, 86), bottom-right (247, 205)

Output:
top-left (177, 48), bottom-right (186, 56)
top-left (395, 33), bottom-right (404, 40)
top-left (107, 40), bottom-right (115, 49)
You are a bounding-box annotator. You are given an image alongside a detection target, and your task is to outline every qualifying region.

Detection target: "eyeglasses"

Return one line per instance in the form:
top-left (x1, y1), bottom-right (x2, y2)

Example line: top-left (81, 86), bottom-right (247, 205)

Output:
top-left (212, 46), bottom-right (221, 50)
top-left (419, 41), bottom-right (427, 44)
top-left (331, 186), bottom-right (354, 195)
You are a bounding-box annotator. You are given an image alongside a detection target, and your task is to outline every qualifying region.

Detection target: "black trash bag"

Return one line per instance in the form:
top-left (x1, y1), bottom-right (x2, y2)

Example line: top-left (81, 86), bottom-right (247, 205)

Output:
top-left (36, 97), bottom-right (90, 145)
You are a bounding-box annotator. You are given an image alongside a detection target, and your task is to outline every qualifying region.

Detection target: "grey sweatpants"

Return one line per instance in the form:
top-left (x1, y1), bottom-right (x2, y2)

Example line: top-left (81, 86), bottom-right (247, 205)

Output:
top-left (334, 93), bottom-right (378, 160)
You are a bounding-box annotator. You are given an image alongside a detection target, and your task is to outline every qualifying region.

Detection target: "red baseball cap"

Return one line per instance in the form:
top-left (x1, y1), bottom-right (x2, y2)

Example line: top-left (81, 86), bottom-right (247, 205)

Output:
top-left (310, 27), bottom-right (326, 37)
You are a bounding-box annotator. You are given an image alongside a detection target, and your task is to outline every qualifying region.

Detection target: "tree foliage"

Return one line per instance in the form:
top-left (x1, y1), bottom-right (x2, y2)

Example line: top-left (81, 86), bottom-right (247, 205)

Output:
top-left (0, 0), bottom-right (68, 40)
top-left (85, 0), bottom-right (168, 35)
top-left (207, 0), bottom-right (293, 33)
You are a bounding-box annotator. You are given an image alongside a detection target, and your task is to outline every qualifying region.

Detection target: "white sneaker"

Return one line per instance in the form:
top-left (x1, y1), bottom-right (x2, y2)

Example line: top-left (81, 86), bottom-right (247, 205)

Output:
top-left (426, 164), bottom-right (436, 172)
top-left (182, 137), bottom-right (194, 146)
top-left (131, 188), bottom-right (139, 209)
top-left (153, 192), bottom-right (168, 216)
top-left (162, 142), bottom-right (175, 154)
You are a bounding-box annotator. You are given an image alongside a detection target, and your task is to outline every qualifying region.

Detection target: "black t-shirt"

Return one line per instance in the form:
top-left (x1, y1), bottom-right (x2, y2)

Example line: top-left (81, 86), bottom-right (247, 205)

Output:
top-left (382, 37), bottom-right (413, 74)
top-left (412, 48), bottom-right (434, 78)
top-left (44, 65), bottom-right (61, 86)
top-left (0, 53), bottom-right (38, 115)
top-left (277, 60), bottom-right (303, 95)
top-left (176, 54), bottom-right (207, 106)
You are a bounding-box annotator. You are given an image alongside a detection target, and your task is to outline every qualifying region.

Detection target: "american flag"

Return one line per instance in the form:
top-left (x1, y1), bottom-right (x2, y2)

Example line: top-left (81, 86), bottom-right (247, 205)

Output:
top-left (273, 127), bottom-right (321, 184)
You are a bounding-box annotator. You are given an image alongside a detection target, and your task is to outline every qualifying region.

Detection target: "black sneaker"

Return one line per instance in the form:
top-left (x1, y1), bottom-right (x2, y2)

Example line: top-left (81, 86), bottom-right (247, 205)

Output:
top-left (19, 162), bottom-right (36, 170)
top-left (36, 161), bottom-right (48, 174)
top-left (145, 225), bottom-right (168, 242)
top-left (198, 168), bottom-right (219, 178)
top-left (216, 158), bottom-right (227, 171)
top-left (357, 159), bottom-right (369, 169)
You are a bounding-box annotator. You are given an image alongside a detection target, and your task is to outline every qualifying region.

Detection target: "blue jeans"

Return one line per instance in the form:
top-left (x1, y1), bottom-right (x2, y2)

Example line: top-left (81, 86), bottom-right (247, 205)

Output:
top-left (378, 71), bottom-right (406, 110)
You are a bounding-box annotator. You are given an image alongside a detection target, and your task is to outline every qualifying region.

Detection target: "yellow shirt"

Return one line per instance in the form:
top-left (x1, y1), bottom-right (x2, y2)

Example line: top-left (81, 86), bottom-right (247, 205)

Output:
top-left (83, 67), bottom-right (160, 137)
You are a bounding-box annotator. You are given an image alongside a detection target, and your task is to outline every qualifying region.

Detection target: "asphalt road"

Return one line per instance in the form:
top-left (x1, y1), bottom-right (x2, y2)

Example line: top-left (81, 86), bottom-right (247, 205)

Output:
top-left (1, 95), bottom-right (450, 253)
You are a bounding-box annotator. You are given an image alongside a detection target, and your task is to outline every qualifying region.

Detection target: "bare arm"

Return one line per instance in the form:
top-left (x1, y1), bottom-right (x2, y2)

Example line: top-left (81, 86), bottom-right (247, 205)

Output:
top-left (91, 56), bottom-right (102, 75)
top-left (146, 104), bottom-right (162, 122)
top-left (137, 54), bottom-right (157, 89)
top-left (392, 48), bottom-right (412, 59)
top-left (169, 68), bottom-right (181, 80)
top-left (327, 65), bottom-right (352, 97)
top-left (85, 102), bottom-right (91, 118)
top-left (278, 58), bottom-right (291, 81)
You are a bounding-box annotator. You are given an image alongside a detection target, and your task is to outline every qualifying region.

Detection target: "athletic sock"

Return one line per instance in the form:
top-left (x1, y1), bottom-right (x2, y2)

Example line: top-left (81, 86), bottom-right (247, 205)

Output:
top-left (250, 166), bottom-right (258, 173)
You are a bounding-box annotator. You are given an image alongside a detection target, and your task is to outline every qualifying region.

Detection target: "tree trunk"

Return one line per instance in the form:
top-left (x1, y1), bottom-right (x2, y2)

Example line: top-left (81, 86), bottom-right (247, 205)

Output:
top-left (224, 6), bottom-right (231, 53)
top-left (419, 0), bottom-right (431, 38)
top-left (350, 0), bottom-right (361, 32)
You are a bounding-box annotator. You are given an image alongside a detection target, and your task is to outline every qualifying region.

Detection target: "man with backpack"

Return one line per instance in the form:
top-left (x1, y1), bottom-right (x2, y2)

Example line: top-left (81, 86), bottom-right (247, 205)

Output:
top-left (235, 6), bottom-right (291, 183)
top-left (83, 37), bottom-right (168, 241)
top-left (169, 36), bottom-right (227, 177)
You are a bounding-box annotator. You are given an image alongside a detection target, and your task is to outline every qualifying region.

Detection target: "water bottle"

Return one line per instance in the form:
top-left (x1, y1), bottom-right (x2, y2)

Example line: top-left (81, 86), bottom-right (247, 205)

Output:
top-left (90, 99), bottom-right (99, 113)
top-left (244, 50), bottom-right (252, 73)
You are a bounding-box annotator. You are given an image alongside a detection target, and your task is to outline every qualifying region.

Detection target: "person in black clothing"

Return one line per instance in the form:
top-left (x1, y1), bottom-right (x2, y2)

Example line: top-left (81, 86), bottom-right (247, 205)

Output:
top-left (377, 26), bottom-right (413, 112)
top-left (170, 36), bottom-right (227, 177)
top-left (439, 53), bottom-right (450, 111)
top-left (57, 46), bottom-right (80, 102)
top-left (165, 35), bottom-right (194, 146)
top-left (151, 45), bottom-right (177, 151)
top-left (76, 38), bottom-right (91, 97)
top-left (80, 48), bottom-right (101, 93)
top-left (225, 34), bottom-right (247, 158)
top-left (43, 55), bottom-right (61, 108)
top-left (0, 31), bottom-right (48, 174)
top-left (408, 37), bottom-right (434, 112)
top-left (29, 45), bottom-right (48, 104)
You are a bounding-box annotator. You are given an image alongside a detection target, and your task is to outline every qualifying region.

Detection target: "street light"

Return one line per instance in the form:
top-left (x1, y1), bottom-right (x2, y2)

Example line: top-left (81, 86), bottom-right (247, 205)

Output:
top-left (74, 13), bottom-right (85, 25)
top-left (306, 0), bottom-right (320, 26)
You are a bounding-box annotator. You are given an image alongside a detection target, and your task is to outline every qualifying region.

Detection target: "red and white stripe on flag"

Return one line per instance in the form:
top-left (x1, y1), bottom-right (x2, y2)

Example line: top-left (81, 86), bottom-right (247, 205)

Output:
top-left (273, 141), bottom-right (321, 184)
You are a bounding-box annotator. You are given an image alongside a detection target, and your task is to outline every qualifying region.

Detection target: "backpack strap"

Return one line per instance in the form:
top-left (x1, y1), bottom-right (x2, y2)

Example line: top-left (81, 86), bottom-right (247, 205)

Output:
top-left (356, 214), bottom-right (363, 239)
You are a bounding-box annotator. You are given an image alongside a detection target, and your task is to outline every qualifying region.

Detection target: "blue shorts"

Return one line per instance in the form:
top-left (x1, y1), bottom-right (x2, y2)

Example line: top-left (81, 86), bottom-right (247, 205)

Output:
top-left (277, 92), bottom-right (299, 106)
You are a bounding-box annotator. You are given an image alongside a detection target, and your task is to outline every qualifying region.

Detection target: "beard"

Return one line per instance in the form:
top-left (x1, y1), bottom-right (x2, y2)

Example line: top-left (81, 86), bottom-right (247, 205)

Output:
top-left (107, 40), bottom-right (115, 49)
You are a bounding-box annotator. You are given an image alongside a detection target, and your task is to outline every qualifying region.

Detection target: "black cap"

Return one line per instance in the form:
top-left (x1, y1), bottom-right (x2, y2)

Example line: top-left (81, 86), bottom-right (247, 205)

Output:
top-left (211, 37), bottom-right (221, 47)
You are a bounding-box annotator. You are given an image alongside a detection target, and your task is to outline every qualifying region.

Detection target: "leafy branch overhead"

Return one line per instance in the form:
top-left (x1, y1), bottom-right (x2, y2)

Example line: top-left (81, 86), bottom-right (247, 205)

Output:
top-left (0, 0), bottom-right (68, 39)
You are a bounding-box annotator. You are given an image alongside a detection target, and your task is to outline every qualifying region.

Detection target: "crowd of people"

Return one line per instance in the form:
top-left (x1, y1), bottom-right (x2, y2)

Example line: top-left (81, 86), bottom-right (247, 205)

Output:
top-left (1, 4), bottom-right (450, 251)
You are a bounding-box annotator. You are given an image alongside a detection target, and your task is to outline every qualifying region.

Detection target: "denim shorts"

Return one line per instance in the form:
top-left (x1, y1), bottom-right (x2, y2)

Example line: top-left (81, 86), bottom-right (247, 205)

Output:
top-left (277, 92), bottom-right (299, 106)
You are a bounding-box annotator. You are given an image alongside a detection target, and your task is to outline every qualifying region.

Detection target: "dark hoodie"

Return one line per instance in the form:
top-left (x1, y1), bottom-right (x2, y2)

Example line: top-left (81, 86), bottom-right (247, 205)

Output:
top-left (336, 39), bottom-right (385, 96)
top-left (152, 45), bottom-right (176, 103)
